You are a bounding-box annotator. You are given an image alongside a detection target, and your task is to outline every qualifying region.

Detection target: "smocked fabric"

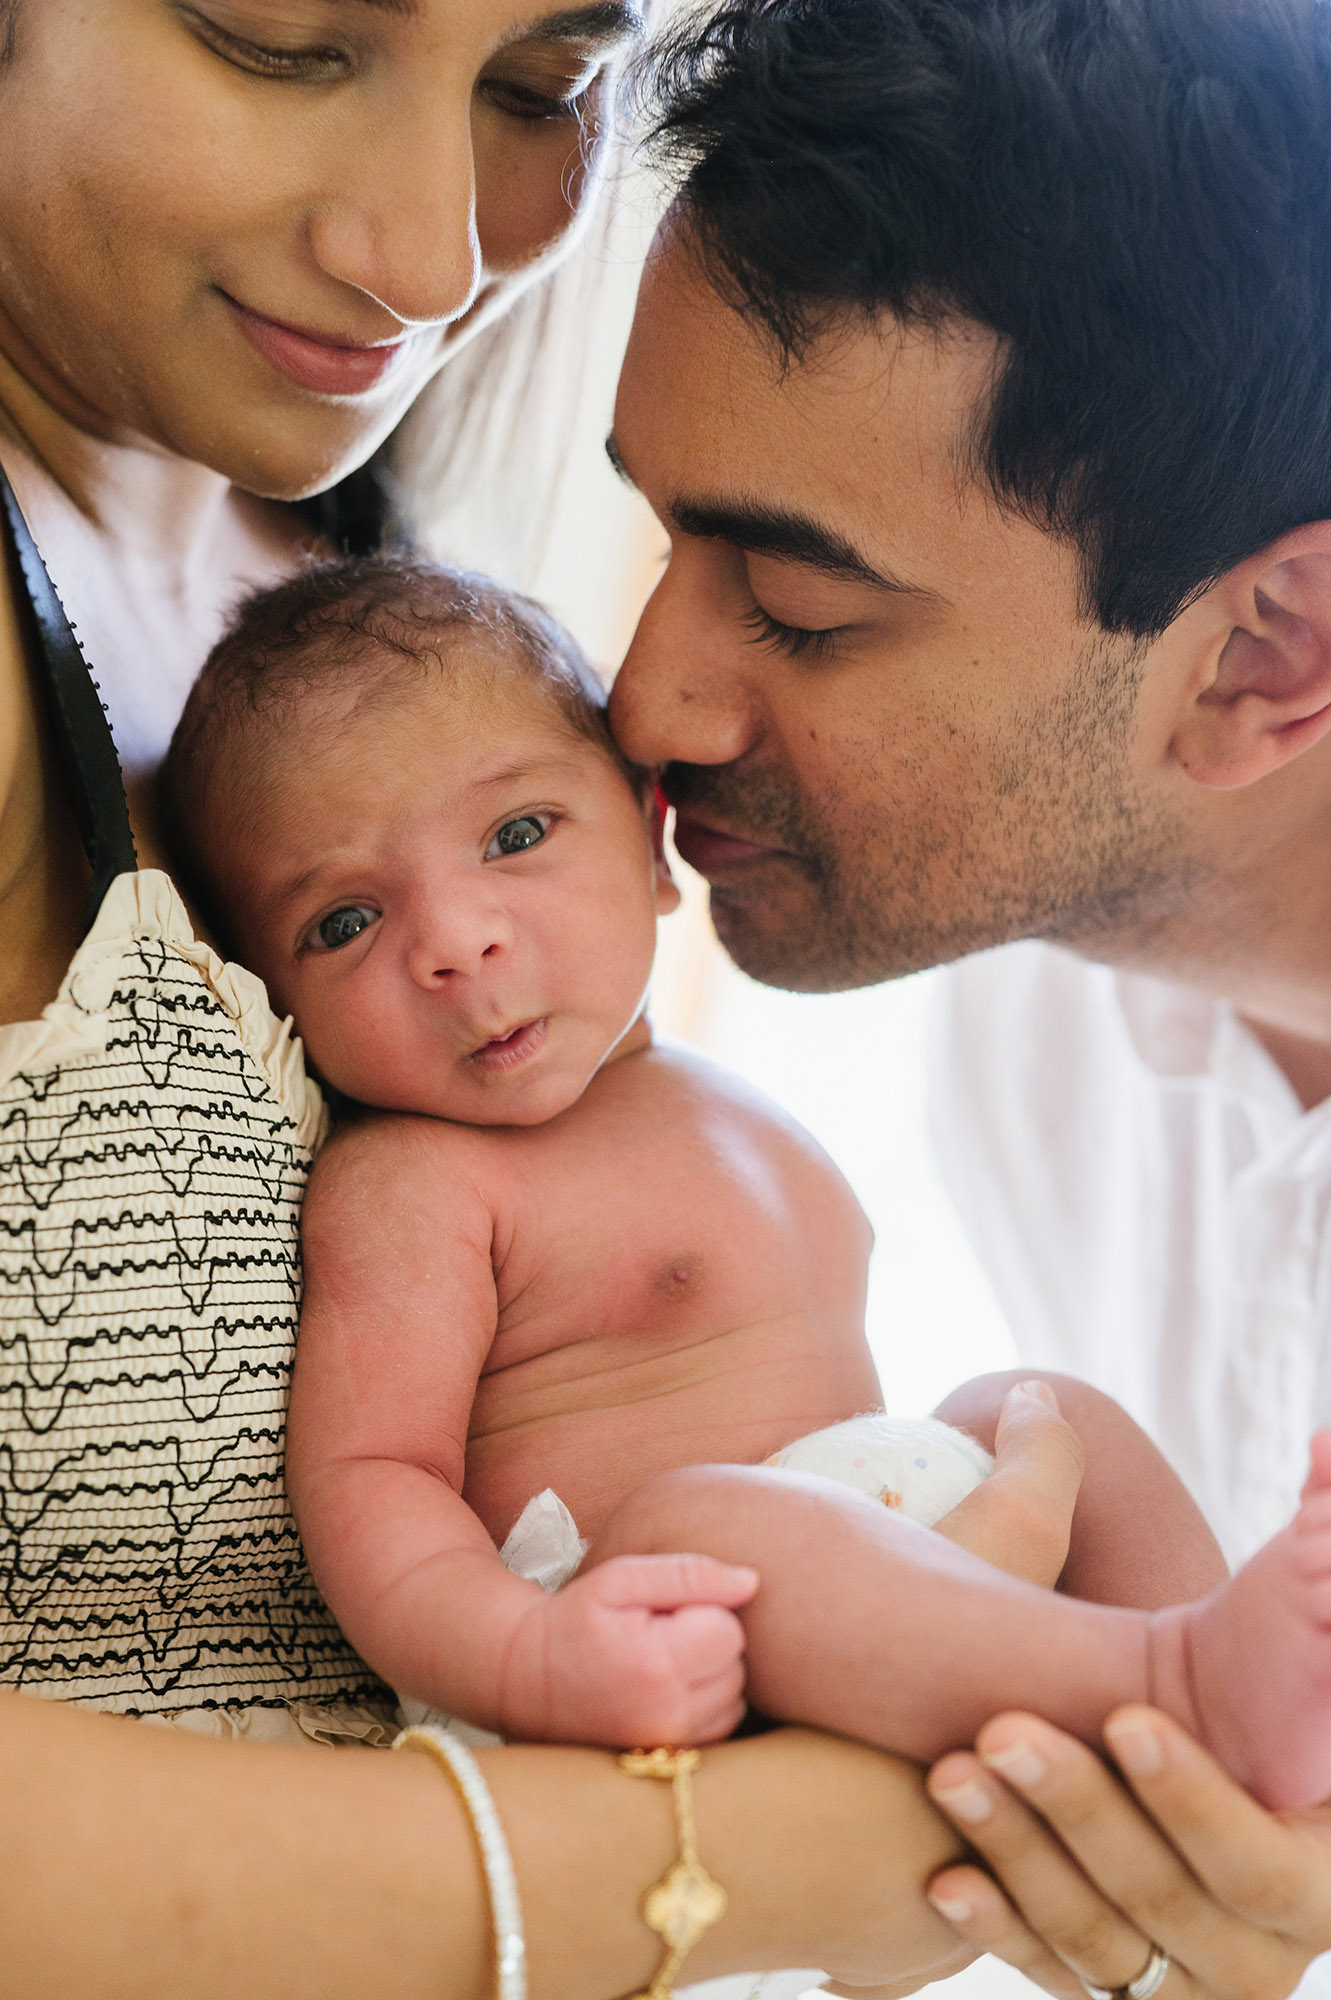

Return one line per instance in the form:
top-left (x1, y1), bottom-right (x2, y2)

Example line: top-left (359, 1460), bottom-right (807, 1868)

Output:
top-left (0, 869), bottom-right (391, 1718)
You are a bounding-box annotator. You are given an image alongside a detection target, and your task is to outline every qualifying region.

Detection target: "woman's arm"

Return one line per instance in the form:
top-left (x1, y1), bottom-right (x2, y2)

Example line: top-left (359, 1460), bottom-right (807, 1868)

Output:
top-left (925, 1707), bottom-right (1331, 2000)
top-left (0, 1693), bottom-right (972, 2000)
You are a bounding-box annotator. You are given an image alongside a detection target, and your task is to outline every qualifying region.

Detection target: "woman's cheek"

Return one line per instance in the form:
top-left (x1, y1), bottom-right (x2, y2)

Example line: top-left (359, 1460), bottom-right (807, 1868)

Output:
top-left (474, 122), bottom-right (592, 273)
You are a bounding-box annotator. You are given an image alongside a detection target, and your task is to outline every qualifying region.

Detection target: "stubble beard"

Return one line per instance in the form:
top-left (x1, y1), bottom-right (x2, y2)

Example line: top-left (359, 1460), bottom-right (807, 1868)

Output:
top-left (666, 634), bottom-right (1205, 993)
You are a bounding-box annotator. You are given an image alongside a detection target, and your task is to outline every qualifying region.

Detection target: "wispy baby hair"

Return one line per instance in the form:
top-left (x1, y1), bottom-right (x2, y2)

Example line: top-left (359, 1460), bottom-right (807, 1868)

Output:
top-left (161, 555), bottom-right (614, 928)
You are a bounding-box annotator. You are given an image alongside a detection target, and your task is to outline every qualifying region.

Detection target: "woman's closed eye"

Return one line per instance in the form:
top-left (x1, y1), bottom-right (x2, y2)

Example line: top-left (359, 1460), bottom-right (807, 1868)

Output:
top-left (486, 813), bottom-right (552, 859)
top-left (179, 5), bottom-right (353, 83)
top-left (310, 905), bottom-right (381, 951)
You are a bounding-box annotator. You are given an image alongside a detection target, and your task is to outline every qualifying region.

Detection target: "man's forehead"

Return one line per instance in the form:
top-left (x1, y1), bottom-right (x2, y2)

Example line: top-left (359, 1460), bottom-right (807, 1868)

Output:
top-left (632, 226), bottom-right (995, 426)
top-left (613, 230), bottom-right (1004, 574)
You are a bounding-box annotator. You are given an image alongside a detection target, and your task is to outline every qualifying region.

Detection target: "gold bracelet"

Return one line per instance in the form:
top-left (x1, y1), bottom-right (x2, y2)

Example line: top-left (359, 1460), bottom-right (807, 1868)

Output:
top-left (618, 1748), bottom-right (728, 2000)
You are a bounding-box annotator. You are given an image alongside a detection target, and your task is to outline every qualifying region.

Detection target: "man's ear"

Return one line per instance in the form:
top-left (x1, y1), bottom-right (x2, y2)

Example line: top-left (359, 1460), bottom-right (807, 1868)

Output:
top-left (648, 780), bottom-right (682, 915)
top-left (1172, 525), bottom-right (1331, 790)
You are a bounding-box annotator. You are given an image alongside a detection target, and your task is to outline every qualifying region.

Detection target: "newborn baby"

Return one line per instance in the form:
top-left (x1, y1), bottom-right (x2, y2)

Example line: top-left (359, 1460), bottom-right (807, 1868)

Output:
top-left (163, 556), bottom-right (1331, 1812)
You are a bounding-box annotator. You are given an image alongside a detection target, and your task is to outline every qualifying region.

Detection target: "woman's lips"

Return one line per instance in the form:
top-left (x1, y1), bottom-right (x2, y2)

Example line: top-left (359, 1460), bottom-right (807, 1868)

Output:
top-left (222, 294), bottom-right (409, 396)
top-left (470, 1017), bottom-right (549, 1075)
top-left (670, 812), bottom-right (780, 880)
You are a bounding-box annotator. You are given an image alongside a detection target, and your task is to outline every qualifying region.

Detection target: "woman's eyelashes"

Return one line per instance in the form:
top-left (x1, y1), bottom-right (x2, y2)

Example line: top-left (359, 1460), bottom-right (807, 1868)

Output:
top-left (486, 813), bottom-right (552, 859)
top-left (179, 6), bottom-right (353, 81)
top-left (311, 905), bottom-right (381, 951)
top-left (742, 602), bottom-right (840, 662)
top-left (477, 65), bottom-right (602, 123)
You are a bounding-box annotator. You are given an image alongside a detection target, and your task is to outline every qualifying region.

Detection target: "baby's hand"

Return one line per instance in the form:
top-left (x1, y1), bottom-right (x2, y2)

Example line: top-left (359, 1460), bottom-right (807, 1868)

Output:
top-left (498, 1552), bottom-right (759, 1746)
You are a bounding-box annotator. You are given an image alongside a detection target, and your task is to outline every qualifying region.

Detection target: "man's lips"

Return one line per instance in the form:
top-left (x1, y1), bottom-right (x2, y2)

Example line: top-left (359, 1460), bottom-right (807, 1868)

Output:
top-left (221, 293), bottom-right (410, 396)
top-left (670, 811), bottom-right (785, 879)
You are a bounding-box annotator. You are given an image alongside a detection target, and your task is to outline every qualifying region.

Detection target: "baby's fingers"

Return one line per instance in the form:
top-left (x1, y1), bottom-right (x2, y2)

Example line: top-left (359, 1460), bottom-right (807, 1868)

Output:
top-left (592, 1551), bottom-right (760, 1612)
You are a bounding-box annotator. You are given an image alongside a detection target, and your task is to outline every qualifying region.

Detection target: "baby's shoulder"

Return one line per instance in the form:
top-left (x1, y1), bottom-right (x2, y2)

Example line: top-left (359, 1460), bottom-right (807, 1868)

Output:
top-left (615, 1038), bottom-right (874, 1240)
top-left (305, 1108), bottom-right (502, 1232)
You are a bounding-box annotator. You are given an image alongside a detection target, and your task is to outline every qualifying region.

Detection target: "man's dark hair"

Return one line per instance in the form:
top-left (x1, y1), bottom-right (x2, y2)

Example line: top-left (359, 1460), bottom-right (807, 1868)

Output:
top-left (161, 557), bottom-right (616, 926)
top-left (643, 0), bottom-right (1331, 637)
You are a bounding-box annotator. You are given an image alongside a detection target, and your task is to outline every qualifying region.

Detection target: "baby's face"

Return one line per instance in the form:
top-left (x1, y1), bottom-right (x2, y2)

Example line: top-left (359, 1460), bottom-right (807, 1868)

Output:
top-left (238, 665), bottom-right (675, 1125)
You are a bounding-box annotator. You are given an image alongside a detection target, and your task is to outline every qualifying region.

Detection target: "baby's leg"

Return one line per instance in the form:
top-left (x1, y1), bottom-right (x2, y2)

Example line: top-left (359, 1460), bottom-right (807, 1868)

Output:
top-left (935, 1371), bottom-right (1228, 1605)
top-left (590, 1436), bottom-right (1331, 1809)
top-left (588, 1460), bottom-right (1161, 1762)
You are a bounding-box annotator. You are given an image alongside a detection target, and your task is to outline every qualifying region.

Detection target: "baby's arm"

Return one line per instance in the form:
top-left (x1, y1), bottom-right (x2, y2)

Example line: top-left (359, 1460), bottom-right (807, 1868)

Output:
top-left (289, 1118), bottom-right (757, 1744)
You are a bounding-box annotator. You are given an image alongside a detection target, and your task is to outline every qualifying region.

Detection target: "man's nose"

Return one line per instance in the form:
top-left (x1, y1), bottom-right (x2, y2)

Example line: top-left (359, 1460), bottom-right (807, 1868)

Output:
top-left (405, 899), bottom-right (513, 988)
top-left (609, 568), bottom-right (759, 771)
top-left (310, 86), bottom-right (481, 327)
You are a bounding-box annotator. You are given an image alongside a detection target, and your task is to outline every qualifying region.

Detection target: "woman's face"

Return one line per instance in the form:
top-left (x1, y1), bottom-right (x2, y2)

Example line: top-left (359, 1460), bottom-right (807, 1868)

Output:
top-left (0, 0), bottom-right (635, 496)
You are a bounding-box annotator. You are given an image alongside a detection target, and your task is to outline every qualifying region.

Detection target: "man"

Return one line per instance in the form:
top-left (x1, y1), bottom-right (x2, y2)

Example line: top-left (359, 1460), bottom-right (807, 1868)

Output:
top-left (607, 0), bottom-right (1331, 1994)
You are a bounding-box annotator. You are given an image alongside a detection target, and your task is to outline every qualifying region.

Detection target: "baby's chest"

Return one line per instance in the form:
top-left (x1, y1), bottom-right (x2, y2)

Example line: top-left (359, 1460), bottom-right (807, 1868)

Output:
top-left (491, 1203), bottom-right (768, 1363)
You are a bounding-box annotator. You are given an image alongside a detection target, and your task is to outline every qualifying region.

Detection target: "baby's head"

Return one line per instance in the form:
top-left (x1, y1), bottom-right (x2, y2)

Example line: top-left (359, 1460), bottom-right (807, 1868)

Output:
top-left (163, 558), bottom-right (678, 1126)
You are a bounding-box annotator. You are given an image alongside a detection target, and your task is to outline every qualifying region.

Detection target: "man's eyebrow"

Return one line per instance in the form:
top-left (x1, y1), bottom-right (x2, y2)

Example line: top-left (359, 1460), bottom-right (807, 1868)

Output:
top-left (502, 3), bottom-right (644, 48)
top-left (684, 496), bottom-right (940, 597)
top-left (605, 436), bottom-right (937, 596)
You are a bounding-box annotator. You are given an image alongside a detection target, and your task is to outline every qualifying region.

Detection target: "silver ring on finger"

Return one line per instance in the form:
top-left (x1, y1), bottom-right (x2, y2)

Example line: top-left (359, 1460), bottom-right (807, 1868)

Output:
top-left (1080, 1943), bottom-right (1171, 2000)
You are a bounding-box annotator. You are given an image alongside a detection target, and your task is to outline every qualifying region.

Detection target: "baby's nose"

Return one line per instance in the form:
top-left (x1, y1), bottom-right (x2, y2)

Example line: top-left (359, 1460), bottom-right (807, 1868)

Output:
top-left (407, 911), bottom-right (509, 986)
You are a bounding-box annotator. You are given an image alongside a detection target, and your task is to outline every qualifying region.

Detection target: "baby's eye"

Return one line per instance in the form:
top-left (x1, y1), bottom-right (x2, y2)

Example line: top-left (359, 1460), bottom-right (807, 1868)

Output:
top-left (487, 815), bottom-right (549, 859)
top-left (314, 905), bottom-right (380, 950)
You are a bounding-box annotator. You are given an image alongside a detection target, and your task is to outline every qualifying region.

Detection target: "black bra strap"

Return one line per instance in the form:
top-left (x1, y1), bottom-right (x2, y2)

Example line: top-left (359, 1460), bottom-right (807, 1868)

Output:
top-left (0, 464), bottom-right (137, 928)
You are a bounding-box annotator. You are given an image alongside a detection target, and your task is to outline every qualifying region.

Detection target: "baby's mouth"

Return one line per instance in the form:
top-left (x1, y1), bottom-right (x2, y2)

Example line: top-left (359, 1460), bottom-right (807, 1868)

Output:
top-left (469, 1017), bottom-right (549, 1074)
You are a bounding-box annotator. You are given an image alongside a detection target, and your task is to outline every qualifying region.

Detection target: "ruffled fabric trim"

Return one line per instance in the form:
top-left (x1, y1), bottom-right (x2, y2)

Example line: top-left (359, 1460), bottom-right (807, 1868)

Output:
top-left (134, 1697), bottom-right (399, 1750)
top-left (0, 868), bottom-right (325, 1148)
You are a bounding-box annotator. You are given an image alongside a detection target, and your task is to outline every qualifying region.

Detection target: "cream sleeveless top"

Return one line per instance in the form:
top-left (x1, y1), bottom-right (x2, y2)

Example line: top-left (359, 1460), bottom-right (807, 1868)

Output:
top-left (0, 468), bottom-right (393, 1744)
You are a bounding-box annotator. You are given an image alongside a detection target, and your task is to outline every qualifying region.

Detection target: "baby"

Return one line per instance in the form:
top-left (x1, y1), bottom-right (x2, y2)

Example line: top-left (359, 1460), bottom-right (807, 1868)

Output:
top-left (162, 555), bottom-right (1331, 1813)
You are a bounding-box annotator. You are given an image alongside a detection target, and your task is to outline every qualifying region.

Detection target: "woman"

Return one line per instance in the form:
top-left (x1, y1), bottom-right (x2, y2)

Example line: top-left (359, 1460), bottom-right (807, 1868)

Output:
top-left (0, 2), bottom-right (1074, 1991)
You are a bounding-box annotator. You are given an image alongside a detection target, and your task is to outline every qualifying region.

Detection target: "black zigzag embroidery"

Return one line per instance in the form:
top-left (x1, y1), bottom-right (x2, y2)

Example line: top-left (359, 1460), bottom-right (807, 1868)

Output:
top-left (0, 932), bottom-right (390, 1714)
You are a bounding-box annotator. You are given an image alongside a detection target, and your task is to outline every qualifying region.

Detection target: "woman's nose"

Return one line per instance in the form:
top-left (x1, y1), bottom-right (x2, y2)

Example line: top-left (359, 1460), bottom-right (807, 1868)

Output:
top-left (310, 89), bottom-right (481, 326)
top-left (609, 570), bottom-right (760, 771)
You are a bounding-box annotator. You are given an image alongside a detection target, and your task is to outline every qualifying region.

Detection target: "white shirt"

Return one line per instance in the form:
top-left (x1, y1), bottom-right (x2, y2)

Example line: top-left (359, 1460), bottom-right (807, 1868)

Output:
top-left (930, 940), bottom-right (1331, 1568)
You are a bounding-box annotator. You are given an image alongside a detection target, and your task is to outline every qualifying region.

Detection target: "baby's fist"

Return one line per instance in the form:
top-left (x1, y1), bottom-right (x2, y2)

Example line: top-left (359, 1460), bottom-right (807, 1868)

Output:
top-left (499, 1552), bottom-right (759, 1747)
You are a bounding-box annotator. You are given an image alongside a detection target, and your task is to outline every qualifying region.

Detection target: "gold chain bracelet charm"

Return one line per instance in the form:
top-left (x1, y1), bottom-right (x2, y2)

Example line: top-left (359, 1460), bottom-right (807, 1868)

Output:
top-left (618, 1747), bottom-right (728, 2000)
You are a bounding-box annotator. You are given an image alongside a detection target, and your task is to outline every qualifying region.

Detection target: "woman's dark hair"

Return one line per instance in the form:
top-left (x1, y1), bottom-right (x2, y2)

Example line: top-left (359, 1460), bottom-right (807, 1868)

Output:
top-left (643, 0), bottom-right (1331, 637)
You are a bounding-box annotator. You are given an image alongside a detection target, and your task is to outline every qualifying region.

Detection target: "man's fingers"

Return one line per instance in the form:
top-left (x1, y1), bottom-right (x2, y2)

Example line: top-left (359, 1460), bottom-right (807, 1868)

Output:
top-left (927, 1862), bottom-right (1098, 2000)
top-left (1101, 1707), bottom-right (1331, 1946)
top-left (990, 1382), bottom-right (1087, 1527)
top-left (945, 1716), bottom-right (1313, 2000)
top-left (927, 1747), bottom-right (1168, 1996)
top-left (933, 1382), bottom-right (1085, 1585)
top-left (592, 1551), bottom-right (760, 1609)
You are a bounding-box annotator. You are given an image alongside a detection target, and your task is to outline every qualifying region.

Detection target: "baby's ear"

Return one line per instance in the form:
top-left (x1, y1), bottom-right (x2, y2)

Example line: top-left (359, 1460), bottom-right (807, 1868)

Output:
top-left (648, 780), bottom-right (682, 915)
top-left (1172, 524), bottom-right (1331, 789)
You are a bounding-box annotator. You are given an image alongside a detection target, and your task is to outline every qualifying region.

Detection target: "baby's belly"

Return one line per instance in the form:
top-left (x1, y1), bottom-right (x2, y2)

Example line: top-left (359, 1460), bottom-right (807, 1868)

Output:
top-left (463, 1327), bottom-right (866, 1547)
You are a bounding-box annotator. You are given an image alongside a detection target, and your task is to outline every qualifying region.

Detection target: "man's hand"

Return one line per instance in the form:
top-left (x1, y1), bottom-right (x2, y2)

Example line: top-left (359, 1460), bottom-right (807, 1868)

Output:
top-left (498, 1551), bottom-right (759, 1746)
top-left (932, 1381), bottom-right (1086, 1588)
top-left (924, 1706), bottom-right (1331, 2000)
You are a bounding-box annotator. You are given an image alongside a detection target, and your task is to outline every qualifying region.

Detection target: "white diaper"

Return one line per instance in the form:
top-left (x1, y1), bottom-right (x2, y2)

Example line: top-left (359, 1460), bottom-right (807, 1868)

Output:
top-left (765, 1410), bottom-right (994, 1524)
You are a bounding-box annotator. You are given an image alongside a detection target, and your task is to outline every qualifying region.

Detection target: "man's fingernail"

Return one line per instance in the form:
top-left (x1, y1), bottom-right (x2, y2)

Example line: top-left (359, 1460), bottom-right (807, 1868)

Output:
top-left (1105, 1715), bottom-right (1164, 1778)
top-left (930, 1778), bottom-right (994, 1824)
top-left (929, 1894), bottom-right (974, 1922)
top-left (982, 1738), bottom-right (1047, 1787)
top-left (1018, 1379), bottom-right (1058, 1409)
